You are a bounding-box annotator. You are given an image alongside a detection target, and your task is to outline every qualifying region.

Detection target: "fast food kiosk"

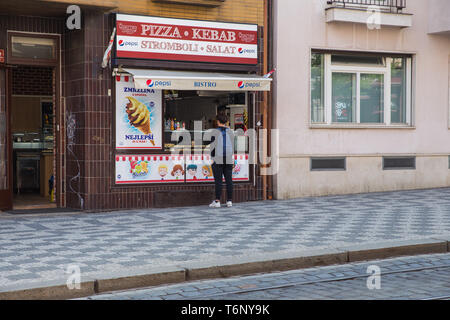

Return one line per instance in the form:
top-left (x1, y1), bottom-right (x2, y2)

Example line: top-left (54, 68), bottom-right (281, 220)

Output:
top-left (112, 14), bottom-right (272, 206)
top-left (0, 2), bottom-right (273, 212)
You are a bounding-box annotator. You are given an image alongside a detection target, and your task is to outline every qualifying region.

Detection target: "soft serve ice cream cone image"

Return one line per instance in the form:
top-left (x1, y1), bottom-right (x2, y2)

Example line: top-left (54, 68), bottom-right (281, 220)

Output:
top-left (126, 96), bottom-right (155, 146)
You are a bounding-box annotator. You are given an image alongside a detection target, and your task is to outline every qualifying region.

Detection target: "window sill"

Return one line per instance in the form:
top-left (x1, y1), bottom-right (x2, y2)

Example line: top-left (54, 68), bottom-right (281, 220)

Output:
top-left (310, 124), bottom-right (415, 130)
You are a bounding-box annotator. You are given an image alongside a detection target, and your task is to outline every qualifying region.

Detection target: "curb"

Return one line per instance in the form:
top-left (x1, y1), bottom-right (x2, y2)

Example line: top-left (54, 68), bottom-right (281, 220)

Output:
top-left (0, 281), bottom-right (96, 300)
top-left (0, 238), bottom-right (449, 300)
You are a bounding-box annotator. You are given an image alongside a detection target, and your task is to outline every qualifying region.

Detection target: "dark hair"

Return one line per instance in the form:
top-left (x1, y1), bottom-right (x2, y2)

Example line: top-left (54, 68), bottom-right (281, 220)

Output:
top-left (187, 164), bottom-right (197, 171)
top-left (216, 108), bottom-right (229, 125)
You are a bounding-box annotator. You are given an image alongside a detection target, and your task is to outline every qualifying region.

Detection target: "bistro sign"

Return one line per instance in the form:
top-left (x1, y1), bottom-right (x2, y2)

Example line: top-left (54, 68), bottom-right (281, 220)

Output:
top-left (116, 14), bottom-right (258, 65)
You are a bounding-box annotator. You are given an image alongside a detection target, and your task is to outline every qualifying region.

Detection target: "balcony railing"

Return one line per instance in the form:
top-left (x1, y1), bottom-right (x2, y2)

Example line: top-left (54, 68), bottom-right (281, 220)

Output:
top-left (326, 0), bottom-right (407, 13)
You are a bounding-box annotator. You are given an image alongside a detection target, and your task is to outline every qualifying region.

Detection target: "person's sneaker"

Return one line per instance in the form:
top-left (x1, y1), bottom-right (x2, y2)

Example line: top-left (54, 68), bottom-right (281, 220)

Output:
top-left (226, 201), bottom-right (233, 208)
top-left (209, 200), bottom-right (221, 208)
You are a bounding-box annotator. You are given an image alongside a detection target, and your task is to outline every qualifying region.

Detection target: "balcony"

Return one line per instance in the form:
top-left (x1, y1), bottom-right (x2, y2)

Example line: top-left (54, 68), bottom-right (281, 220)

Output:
top-left (325, 0), bottom-right (412, 29)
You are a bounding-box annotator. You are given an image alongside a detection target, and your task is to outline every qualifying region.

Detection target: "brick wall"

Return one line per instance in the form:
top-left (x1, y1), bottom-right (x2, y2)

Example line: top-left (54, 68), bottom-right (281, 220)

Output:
top-left (46, 0), bottom-right (265, 25)
top-left (12, 66), bottom-right (53, 96)
top-left (117, 0), bottom-right (265, 25)
top-left (66, 8), bottom-right (267, 211)
top-left (1, 0), bottom-right (270, 211)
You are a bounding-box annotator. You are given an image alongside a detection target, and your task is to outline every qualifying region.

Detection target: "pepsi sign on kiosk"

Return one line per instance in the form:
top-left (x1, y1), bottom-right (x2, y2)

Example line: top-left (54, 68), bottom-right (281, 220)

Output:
top-left (123, 69), bottom-right (272, 92)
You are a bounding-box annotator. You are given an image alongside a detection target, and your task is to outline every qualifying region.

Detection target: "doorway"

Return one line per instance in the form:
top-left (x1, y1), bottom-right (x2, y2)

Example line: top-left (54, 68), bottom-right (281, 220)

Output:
top-left (11, 65), bottom-right (56, 210)
top-left (0, 32), bottom-right (61, 212)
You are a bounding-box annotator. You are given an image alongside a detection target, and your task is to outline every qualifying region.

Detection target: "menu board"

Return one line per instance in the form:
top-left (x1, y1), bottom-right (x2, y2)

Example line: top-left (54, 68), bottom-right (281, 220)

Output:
top-left (115, 154), bottom-right (185, 184)
top-left (115, 75), bottom-right (162, 149)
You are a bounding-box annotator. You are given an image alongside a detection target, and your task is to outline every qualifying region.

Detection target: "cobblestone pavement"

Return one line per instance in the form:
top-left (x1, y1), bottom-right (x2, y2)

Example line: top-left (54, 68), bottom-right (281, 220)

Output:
top-left (81, 253), bottom-right (450, 300)
top-left (1, 188), bottom-right (450, 291)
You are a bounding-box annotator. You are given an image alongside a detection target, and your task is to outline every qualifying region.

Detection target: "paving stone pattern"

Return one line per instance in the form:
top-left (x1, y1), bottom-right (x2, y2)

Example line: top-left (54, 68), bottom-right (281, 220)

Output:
top-left (1, 188), bottom-right (450, 290)
top-left (83, 253), bottom-right (450, 300)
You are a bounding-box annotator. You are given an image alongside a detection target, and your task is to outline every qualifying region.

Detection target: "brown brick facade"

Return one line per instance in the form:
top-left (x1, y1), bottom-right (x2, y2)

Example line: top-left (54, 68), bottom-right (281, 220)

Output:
top-left (12, 66), bottom-right (53, 96)
top-left (0, 0), bottom-right (271, 211)
top-left (0, 14), bottom-right (65, 208)
top-left (46, 0), bottom-right (264, 26)
top-left (65, 10), bottom-right (268, 211)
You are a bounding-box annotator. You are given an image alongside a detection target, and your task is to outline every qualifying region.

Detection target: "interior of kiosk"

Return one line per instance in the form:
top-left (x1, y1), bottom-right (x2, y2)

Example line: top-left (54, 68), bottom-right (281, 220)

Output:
top-left (163, 90), bottom-right (249, 154)
top-left (10, 66), bottom-right (55, 210)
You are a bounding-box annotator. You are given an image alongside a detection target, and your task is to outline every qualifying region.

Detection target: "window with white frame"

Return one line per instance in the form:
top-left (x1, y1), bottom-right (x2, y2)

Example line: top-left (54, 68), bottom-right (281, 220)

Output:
top-left (311, 52), bottom-right (412, 125)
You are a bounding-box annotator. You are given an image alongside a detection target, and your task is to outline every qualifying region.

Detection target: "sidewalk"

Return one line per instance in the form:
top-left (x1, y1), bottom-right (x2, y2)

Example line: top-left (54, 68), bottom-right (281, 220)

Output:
top-left (1, 188), bottom-right (450, 299)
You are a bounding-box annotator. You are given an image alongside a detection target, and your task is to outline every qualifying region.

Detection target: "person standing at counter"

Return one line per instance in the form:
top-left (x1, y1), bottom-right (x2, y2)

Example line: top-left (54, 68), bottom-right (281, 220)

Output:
top-left (209, 110), bottom-right (234, 208)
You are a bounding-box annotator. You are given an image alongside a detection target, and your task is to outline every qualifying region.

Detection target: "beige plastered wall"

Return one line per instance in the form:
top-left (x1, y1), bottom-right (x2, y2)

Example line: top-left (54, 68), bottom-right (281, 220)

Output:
top-left (273, 0), bottom-right (450, 199)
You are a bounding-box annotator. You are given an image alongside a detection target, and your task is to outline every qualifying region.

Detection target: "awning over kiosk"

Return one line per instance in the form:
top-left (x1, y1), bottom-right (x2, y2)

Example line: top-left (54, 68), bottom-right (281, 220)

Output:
top-left (120, 68), bottom-right (272, 92)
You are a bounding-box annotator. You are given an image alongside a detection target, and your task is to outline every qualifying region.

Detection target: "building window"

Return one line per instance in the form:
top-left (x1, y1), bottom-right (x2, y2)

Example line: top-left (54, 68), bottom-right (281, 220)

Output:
top-left (332, 72), bottom-right (357, 123)
top-left (11, 36), bottom-right (56, 60)
top-left (391, 57), bottom-right (408, 123)
top-left (7, 33), bottom-right (59, 65)
top-left (311, 52), bottom-right (412, 126)
top-left (311, 53), bottom-right (325, 123)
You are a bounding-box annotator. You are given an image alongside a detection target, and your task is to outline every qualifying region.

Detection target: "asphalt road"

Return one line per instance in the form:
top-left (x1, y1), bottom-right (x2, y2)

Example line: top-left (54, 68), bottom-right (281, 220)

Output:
top-left (80, 252), bottom-right (450, 300)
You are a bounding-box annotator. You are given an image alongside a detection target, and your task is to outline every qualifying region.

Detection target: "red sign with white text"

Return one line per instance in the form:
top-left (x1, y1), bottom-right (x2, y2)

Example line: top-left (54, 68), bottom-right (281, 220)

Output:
top-left (0, 49), bottom-right (4, 64)
top-left (116, 14), bottom-right (258, 65)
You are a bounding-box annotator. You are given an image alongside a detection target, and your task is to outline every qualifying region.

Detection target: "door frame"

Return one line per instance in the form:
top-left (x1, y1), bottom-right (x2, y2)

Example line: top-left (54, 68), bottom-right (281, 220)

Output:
top-left (5, 31), bottom-right (62, 210)
top-left (0, 66), bottom-right (13, 210)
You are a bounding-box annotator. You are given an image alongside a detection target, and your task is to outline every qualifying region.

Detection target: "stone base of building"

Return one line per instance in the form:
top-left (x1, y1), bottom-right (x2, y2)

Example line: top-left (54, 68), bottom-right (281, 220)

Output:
top-left (275, 155), bottom-right (450, 199)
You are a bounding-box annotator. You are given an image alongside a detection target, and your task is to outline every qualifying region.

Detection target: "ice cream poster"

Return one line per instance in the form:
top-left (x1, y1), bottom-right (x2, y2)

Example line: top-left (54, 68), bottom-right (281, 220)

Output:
top-left (116, 76), bottom-right (162, 149)
top-left (185, 155), bottom-right (214, 183)
top-left (116, 155), bottom-right (185, 184)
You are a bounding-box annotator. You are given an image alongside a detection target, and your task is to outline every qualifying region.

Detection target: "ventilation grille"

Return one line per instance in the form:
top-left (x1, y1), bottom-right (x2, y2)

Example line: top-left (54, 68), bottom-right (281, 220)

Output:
top-left (383, 157), bottom-right (416, 170)
top-left (311, 158), bottom-right (346, 171)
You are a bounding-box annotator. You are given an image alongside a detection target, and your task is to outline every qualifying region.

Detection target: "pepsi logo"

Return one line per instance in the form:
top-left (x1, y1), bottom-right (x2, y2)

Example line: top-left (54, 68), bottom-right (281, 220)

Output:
top-left (147, 79), bottom-right (154, 87)
top-left (118, 40), bottom-right (124, 47)
top-left (238, 81), bottom-right (245, 89)
top-left (238, 48), bottom-right (244, 54)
